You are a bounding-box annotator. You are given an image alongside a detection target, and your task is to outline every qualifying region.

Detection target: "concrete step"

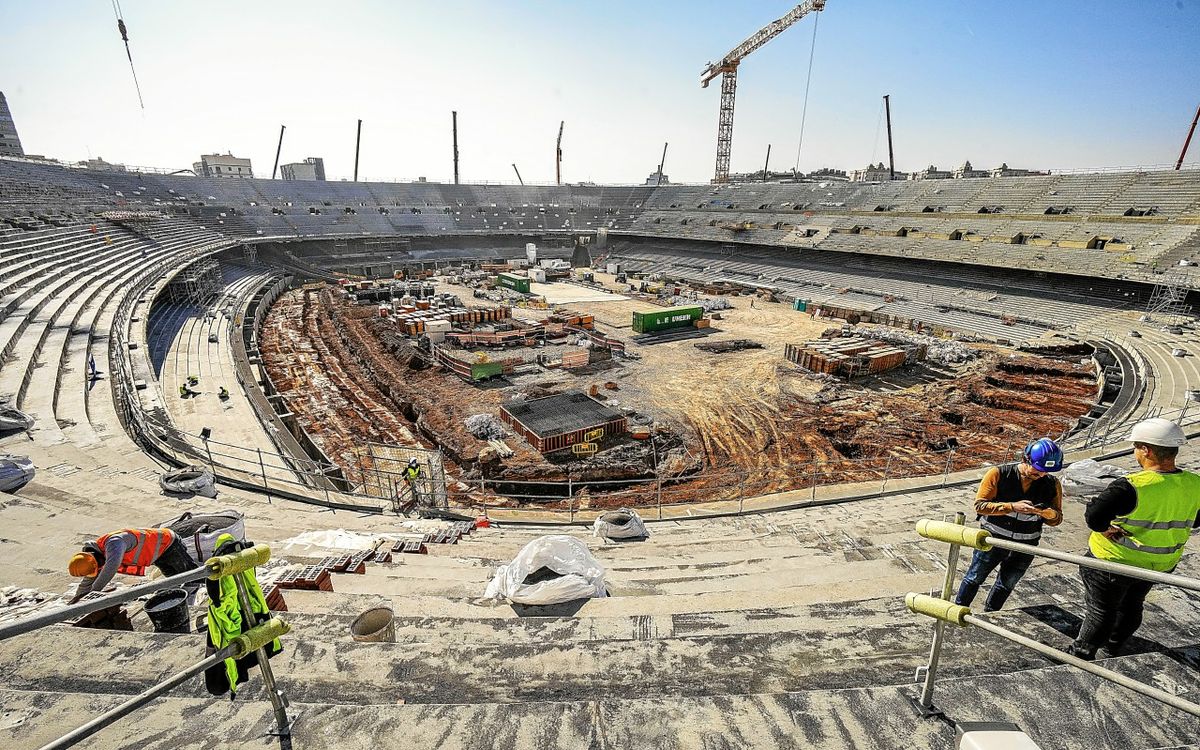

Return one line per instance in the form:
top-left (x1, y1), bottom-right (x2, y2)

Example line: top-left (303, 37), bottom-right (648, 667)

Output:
top-left (0, 598), bottom-right (1135, 707)
top-left (1, 653), bottom-right (1196, 750)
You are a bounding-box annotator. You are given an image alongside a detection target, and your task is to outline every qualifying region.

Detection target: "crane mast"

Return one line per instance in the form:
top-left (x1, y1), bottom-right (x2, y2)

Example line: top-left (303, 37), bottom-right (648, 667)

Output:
top-left (556, 121), bottom-right (564, 185)
top-left (701, 0), bottom-right (825, 184)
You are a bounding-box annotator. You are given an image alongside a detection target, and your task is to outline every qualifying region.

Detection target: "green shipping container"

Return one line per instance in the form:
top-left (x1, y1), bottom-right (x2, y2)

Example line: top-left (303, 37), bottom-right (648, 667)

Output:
top-left (632, 305), bottom-right (704, 334)
top-left (470, 362), bottom-right (505, 381)
top-left (497, 272), bottom-right (531, 294)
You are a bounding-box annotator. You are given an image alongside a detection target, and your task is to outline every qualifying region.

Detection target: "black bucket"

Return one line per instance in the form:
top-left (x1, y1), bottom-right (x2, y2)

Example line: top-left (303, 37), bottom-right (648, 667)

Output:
top-left (144, 588), bottom-right (190, 634)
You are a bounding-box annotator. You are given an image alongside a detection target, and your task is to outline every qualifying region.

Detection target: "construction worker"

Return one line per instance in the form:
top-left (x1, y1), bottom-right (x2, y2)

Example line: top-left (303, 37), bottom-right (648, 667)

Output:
top-left (218, 386), bottom-right (230, 401)
top-left (954, 438), bottom-right (1064, 611)
top-left (68, 528), bottom-right (199, 604)
top-left (404, 458), bottom-right (422, 502)
top-left (1067, 418), bottom-right (1200, 660)
top-left (179, 383), bottom-right (189, 399)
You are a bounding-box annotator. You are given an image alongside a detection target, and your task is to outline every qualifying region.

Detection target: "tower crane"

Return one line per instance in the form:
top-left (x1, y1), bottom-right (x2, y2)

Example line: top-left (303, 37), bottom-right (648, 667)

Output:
top-left (701, 0), bottom-right (826, 184)
top-left (556, 121), bottom-right (564, 185)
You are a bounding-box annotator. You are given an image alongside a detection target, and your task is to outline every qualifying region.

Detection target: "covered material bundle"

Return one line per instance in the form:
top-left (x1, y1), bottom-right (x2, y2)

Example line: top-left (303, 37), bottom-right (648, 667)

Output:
top-left (592, 508), bottom-right (649, 540)
top-left (1060, 458), bottom-right (1129, 497)
top-left (158, 509), bottom-right (246, 564)
top-left (0, 408), bottom-right (34, 432)
top-left (0, 454), bottom-right (34, 492)
top-left (160, 465), bottom-right (218, 498)
top-left (484, 535), bottom-right (607, 605)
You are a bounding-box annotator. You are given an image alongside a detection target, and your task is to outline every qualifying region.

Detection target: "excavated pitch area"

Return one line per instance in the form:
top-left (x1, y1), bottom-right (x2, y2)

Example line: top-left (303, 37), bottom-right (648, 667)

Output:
top-left (259, 283), bottom-right (1099, 507)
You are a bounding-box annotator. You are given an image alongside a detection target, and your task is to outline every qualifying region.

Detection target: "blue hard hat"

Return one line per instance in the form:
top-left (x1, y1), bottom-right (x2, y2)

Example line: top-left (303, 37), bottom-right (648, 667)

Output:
top-left (1023, 438), bottom-right (1063, 473)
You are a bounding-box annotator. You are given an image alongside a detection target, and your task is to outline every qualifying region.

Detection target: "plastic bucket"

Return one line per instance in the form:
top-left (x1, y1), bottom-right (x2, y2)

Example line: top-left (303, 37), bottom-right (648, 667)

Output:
top-left (350, 607), bottom-right (395, 643)
top-left (144, 588), bottom-right (190, 634)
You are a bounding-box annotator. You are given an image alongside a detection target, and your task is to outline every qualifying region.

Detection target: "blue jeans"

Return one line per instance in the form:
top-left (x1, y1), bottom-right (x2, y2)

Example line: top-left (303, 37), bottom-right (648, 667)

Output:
top-left (954, 545), bottom-right (1035, 611)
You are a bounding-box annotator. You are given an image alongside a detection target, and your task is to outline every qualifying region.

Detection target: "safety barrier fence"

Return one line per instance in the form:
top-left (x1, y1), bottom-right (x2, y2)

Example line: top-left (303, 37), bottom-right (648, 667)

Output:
top-left (906, 517), bottom-right (1200, 722)
top-left (0, 545), bottom-right (293, 749)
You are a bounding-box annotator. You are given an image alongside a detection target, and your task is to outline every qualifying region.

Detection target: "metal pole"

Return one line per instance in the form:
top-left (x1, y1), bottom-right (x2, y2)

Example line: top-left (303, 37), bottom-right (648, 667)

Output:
top-left (761, 143), bottom-right (771, 182)
top-left (880, 455), bottom-right (892, 495)
top-left (271, 124), bottom-right (285, 180)
top-left (981, 534), bottom-right (1200, 593)
top-left (941, 448), bottom-right (954, 487)
top-left (811, 461), bottom-right (819, 501)
top-left (451, 110), bottom-right (460, 185)
top-left (914, 512), bottom-right (965, 715)
top-left (0, 565), bottom-right (212, 642)
top-left (232, 575), bottom-right (292, 736)
top-left (257, 448), bottom-right (269, 494)
top-left (883, 94), bottom-right (896, 181)
top-left (353, 119), bottom-right (362, 182)
top-left (37, 650), bottom-right (231, 750)
top-left (965, 614), bottom-right (1200, 718)
top-left (657, 475), bottom-right (663, 520)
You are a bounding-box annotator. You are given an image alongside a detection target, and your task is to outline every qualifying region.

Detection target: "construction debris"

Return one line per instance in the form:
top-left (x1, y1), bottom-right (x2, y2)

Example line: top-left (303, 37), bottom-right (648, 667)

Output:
top-left (857, 327), bottom-right (976, 365)
top-left (695, 339), bottom-right (763, 354)
top-left (465, 414), bottom-right (509, 441)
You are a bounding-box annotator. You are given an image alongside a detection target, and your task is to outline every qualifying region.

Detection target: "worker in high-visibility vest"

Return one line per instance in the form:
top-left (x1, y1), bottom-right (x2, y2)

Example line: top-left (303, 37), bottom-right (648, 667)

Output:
top-left (1067, 419), bottom-right (1200, 660)
top-left (404, 459), bottom-right (422, 502)
top-left (68, 528), bottom-right (199, 604)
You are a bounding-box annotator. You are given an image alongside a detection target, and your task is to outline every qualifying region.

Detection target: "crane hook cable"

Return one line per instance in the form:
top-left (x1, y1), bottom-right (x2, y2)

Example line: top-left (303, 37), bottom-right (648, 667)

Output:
top-left (111, 0), bottom-right (145, 110)
top-left (792, 10), bottom-right (821, 172)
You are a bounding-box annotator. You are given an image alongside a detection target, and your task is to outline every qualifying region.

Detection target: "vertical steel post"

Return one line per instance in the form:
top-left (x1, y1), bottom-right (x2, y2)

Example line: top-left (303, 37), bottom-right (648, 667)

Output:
top-left (231, 575), bottom-right (293, 736)
top-left (257, 448), bottom-right (269, 501)
top-left (914, 511), bottom-right (965, 716)
top-left (353, 119), bottom-right (363, 182)
top-left (941, 448), bottom-right (955, 486)
top-left (656, 476), bottom-right (663, 520)
top-left (811, 461), bottom-right (818, 501)
top-left (880, 455), bottom-right (892, 495)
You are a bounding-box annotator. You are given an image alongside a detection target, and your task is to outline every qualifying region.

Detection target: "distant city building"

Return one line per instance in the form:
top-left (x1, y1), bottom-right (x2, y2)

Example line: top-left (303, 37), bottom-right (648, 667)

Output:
top-left (0, 91), bottom-right (24, 157)
top-left (990, 162), bottom-right (1047, 178)
top-left (193, 152), bottom-right (254, 178)
top-left (645, 170), bottom-right (670, 186)
top-left (280, 157), bottom-right (326, 181)
top-left (953, 160), bottom-right (989, 179)
top-left (807, 167), bottom-right (848, 180)
top-left (80, 157), bottom-right (127, 173)
top-left (849, 163), bottom-right (899, 182)
top-left (908, 165), bottom-right (952, 181)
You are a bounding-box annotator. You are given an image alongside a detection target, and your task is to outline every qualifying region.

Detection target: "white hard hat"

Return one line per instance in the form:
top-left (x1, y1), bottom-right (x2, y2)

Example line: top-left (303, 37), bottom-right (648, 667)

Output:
top-left (1127, 418), bottom-right (1187, 447)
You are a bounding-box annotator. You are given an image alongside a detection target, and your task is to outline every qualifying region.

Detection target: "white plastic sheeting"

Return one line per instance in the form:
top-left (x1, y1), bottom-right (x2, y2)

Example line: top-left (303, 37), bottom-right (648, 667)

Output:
top-left (0, 454), bottom-right (34, 492)
top-left (484, 535), bottom-right (608, 605)
top-left (159, 465), bottom-right (218, 498)
top-left (1061, 459), bottom-right (1129, 497)
top-left (592, 508), bottom-right (649, 540)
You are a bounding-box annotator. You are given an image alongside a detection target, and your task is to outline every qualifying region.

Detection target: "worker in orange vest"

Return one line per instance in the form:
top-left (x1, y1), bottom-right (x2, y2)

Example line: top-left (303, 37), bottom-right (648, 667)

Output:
top-left (68, 528), bottom-right (198, 604)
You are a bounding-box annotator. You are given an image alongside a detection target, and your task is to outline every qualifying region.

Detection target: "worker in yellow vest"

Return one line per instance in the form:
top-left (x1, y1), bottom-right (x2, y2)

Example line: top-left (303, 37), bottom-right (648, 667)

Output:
top-left (1067, 418), bottom-right (1200, 660)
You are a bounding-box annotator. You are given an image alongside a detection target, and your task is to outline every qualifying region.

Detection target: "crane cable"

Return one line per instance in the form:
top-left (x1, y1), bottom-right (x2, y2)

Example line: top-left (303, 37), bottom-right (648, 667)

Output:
top-left (791, 11), bottom-right (821, 173)
top-left (111, 0), bottom-right (145, 110)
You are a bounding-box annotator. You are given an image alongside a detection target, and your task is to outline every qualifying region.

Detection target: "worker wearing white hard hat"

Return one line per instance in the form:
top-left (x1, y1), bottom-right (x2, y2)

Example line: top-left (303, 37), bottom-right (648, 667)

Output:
top-left (1067, 418), bottom-right (1200, 660)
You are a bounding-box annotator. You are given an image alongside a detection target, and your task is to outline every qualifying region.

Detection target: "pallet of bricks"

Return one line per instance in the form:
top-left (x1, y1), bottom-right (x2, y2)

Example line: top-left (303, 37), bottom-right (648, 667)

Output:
top-left (272, 549), bottom-right (384, 595)
top-left (393, 306), bottom-right (511, 336)
top-left (785, 337), bottom-right (910, 377)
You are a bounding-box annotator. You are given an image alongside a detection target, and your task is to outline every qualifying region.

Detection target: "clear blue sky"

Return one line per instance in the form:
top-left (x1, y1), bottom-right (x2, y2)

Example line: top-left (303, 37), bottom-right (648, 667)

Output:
top-left (2, 0), bottom-right (1198, 183)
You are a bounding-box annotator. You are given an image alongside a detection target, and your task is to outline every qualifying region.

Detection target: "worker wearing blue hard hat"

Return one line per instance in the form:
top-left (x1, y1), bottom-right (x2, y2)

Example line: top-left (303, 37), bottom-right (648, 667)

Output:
top-left (954, 438), bottom-right (1065, 611)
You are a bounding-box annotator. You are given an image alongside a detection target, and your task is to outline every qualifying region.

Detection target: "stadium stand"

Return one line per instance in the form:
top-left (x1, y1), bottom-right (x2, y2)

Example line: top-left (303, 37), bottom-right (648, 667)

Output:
top-left (3, 155), bottom-right (1200, 749)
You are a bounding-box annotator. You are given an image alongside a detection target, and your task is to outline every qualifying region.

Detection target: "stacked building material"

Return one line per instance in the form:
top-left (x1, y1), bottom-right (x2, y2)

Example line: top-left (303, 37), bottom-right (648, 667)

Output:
top-left (784, 336), bottom-right (923, 379)
top-left (392, 305), bottom-right (511, 336)
top-left (501, 391), bottom-right (629, 453)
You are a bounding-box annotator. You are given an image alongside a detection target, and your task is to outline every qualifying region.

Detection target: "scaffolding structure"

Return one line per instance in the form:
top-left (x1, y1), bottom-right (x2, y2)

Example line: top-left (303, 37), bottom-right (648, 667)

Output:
top-left (1143, 275), bottom-right (1194, 323)
top-left (165, 258), bottom-right (221, 305)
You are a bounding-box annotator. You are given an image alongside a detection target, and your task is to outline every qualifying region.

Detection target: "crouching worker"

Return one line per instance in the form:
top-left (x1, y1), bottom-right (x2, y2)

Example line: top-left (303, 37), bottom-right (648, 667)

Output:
top-left (954, 438), bottom-right (1064, 611)
top-left (68, 528), bottom-right (200, 604)
top-left (204, 533), bottom-right (282, 697)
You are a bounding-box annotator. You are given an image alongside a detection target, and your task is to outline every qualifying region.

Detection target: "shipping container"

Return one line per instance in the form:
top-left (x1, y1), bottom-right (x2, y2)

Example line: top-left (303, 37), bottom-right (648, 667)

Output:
top-left (632, 305), bottom-right (704, 334)
top-left (497, 272), bottom-right (531, 294)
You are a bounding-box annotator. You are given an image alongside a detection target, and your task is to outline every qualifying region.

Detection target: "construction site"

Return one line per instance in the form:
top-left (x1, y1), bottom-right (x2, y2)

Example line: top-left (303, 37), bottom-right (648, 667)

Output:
top-left (258, 260), bottom-right (1102, 510)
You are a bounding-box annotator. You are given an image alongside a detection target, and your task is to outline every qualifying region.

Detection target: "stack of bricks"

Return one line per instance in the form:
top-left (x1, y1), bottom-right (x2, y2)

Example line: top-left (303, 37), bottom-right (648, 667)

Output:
top-left (261, 584), bottom-right (289, 612)
top-left (273, 566), bottom-right (334, 592)
top-left (391, 540), bottom-right (427, 555)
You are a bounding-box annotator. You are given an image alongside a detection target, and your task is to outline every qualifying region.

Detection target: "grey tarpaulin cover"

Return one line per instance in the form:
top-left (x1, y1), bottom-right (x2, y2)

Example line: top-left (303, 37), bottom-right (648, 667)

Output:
top-left (0, 454), bottom-right (35, 492)
top-left (592, 507), bottom-right (649, 540)
top-left (0, 408), bottom-right (34, 432)
top-left (158, 509), bottom-right (246, 563)
top-left (484, 535), bottom-right (607, 605)
top-left (159, 465), bottom-right (218, 498)
top-left (1061, 459), bottom-right (1129, 497)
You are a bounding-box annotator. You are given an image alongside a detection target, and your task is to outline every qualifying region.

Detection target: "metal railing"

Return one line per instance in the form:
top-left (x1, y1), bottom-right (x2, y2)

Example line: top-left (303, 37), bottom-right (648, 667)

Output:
top-left (0, 544), bottom-right (294, 749)
top-left (906, 518), bottom-right (1200, 723)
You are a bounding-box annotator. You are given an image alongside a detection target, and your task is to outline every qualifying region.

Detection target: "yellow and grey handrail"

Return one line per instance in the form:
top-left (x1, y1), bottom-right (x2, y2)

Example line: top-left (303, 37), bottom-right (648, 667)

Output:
top-left (909, 517), bottom-right (1200, 722)
top-left (38, 618), bottom-right (291, 750)
top-left (916, 519), bottom-right (1200, 593)
top-left (0, 544), bottom-right (271, 642)
top-left (906, 593), bottom-right (1200, 719)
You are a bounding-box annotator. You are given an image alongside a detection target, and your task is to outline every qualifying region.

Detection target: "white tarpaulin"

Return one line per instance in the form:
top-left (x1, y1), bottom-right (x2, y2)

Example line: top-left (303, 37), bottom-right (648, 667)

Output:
top-left (0, 454), bottom-right (34, 492)
top-left (1061, 459), bottom-right (1129, 497)
top-left (484, 535), bottom-right (607, 605)
top-left (592, 508), bottom-right (649, 540)
top-left (159, 465), bottom-right (218, 498)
